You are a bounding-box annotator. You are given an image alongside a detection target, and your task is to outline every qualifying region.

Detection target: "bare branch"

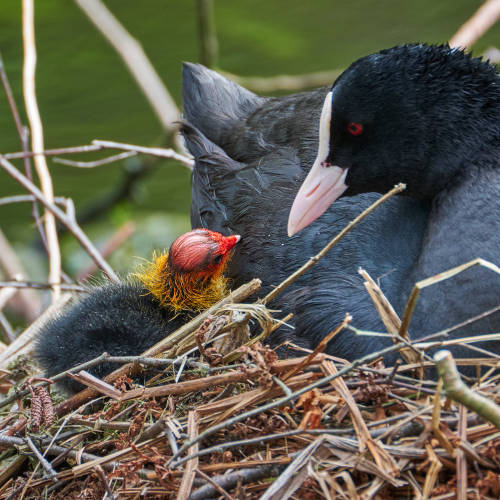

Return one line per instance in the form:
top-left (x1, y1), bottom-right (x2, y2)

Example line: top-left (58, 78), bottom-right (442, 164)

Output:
top-left (263, 183), bottom-right (406, 305)
top-left (0, 156), bottom-right (119, 282)
top-left (449, 0), bottom-right (500, 49)
top-left (75, 0), bottom-right (180, 134)
top-left (435, 350), bottom-right (500, 429)
top-left (22, 0), bottom-right (61, 300)
top-left (196, 0), bottom-right (218, 68)
top-left (222, 68), bottom-right (343, 93)
top-left (53, 150), bottom-right (136, 168)
top-left (5, 140), bottom-right (194, 169)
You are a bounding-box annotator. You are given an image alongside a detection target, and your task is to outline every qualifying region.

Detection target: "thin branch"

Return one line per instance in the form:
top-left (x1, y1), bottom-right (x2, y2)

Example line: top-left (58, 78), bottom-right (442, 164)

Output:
top-left (196, 0), bottom-right (218, 68)
top-left (5, 140), bottom-right (194, 168)
top-left (449, 0), bottom-right (500, 49)
top-left (0, 280), bottom-right (85, 292)
top-left (53, 150), bottom-right (136, 168)
top-left (263, 183), bottom-right (406, 305)
top-left (0, 156), bottom-right (119, 282)
top-left (91, 140), bottom-right (193, 168)
top-left (75, 0), bottom-right (180, 135)
top-left (26, 436), bottom-right (58, 482)
top-left (0, 52), bottom-right (25, 140)
top-left (22, 0), bottom-right (61, 300)
top-left (222, 68), bottom-right (343, 93)
top-left (434, 350), bottom-right (500, 429)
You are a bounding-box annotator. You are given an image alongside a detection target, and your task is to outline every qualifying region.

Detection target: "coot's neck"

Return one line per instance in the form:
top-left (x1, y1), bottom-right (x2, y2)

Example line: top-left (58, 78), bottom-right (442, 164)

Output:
top-left (411, 165), bottom-right (499, 280)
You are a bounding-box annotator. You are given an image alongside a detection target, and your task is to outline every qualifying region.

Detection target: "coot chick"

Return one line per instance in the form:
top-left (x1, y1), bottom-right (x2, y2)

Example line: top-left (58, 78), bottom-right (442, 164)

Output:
top-left (184, 122), bottom-right (427, 360)
top-left (35, 229), bottom-right (240, 393)
top-left (288, 44), bottom-right (500, 359)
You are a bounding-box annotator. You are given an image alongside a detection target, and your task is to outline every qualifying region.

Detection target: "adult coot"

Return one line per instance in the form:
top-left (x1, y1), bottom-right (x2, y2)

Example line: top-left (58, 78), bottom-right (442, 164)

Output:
top-left (288, 44), bottom-right (499, 359)
top-left (184, 122), bottom-right (427, 360)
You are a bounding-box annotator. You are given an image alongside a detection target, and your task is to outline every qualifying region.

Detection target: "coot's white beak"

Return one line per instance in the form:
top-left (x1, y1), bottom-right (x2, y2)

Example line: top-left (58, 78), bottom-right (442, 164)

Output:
top-left (287, 91), bottom-right (348, 236)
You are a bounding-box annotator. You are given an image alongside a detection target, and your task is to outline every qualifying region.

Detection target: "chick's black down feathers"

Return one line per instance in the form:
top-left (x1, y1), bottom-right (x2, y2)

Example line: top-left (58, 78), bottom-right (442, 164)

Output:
top-left (35, 282), bottom-right (189, 393)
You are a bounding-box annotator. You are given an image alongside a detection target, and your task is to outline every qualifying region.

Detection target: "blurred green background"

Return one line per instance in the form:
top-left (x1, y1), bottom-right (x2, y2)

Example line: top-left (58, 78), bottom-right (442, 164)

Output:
top-left (0, 0), bottom-right (498, 280)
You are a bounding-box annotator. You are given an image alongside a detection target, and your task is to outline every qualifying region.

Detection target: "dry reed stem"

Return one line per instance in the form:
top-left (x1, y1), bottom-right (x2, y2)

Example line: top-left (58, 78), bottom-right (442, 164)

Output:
top-left (449, 0), bottom-right (500, 48)
top-left (67, 371), bottom-right (122, 399)
top-left (456, 404), bottom-right (468, 500)
top-left (177, 411), bottom-right (199, 500)
top-left (432, 378), bottom-right (455, 456)
top-left (399, 258), bottom-right (500, 340)
top-left (323, 359), bottom-right (399, 477)
top-left (22, 0), bottom-right (61, 301)
top-left (421, 443), bottom-right (443, 499)
top-left (119, 356), bottom-right (318, 402)
top-left (222, 68), bottom-right (343, 92)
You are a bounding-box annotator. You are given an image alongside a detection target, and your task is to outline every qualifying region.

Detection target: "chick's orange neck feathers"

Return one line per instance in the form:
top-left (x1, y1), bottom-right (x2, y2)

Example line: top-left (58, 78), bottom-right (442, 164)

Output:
top-left (135, 229), bottom-right (240, 313)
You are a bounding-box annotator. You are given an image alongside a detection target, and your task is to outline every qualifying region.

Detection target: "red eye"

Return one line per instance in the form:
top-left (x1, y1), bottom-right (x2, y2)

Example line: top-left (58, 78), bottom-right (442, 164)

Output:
top-left (347, 122), bottom-right (363, 136)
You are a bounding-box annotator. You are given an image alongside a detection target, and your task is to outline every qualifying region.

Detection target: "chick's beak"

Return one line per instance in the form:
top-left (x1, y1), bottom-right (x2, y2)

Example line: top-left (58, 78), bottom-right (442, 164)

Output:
top-left (223, 234), bottom-right (241, 252)
top-left (287, 90), bottom-right (348, 236)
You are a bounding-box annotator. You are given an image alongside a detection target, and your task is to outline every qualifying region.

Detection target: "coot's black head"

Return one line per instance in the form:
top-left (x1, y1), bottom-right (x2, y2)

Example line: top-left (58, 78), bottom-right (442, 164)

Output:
top-left (288, 44), bottom-right (499, 235)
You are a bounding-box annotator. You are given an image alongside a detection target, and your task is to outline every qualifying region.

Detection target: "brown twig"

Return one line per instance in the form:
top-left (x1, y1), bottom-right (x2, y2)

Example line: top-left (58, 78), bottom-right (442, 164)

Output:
top-left (177, 411), bottom-right (199, 499)
top-left (194, 469), bottom-right (234, 500)
top-left (169, 340), bottom-right (406, 467)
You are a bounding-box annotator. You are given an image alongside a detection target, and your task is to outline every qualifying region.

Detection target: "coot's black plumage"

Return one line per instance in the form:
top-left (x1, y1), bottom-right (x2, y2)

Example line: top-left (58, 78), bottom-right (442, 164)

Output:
top-left (288, 44), bottom-right (500, 359)
top-left (183, 122), bottom-right (427, 360)
top-left (182, 61), bottom-right (428, 361)
top-left (35, 229), bottom-right (240, 393)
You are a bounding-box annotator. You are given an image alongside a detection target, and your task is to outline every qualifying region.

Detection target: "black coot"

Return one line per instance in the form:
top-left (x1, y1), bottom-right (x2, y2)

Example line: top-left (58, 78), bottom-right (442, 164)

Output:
top-left (288, 44), bottom-right (500, 360)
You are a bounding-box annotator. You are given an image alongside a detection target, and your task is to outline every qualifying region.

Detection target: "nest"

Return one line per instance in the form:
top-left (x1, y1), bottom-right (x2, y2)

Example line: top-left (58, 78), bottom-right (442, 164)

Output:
top-left (0, 263), bottom-right (499, 500)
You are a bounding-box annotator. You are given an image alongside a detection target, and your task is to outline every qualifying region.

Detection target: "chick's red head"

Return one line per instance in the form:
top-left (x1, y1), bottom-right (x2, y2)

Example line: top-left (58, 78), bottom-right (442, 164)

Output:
top-left (168, 229), bottom-right (241, 277)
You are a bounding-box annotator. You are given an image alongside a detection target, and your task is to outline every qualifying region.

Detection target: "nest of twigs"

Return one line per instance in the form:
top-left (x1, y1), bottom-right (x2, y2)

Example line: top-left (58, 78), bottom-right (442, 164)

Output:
top-left (0, 268), bottom-right (499, 500)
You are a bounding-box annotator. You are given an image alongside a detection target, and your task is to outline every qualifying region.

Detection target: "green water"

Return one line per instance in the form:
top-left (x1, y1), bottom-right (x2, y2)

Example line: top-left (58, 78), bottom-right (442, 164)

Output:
top-left (0, 0), bottom-right (498, 272)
